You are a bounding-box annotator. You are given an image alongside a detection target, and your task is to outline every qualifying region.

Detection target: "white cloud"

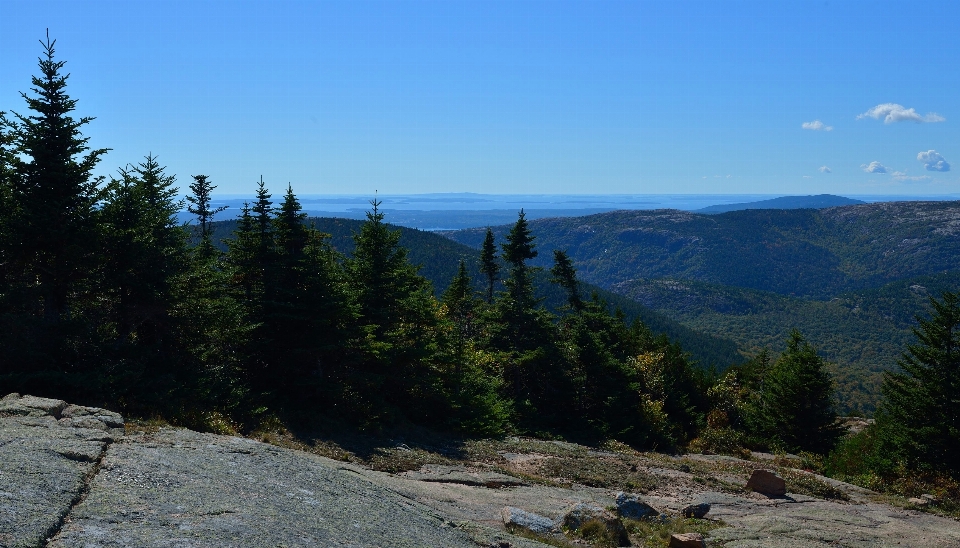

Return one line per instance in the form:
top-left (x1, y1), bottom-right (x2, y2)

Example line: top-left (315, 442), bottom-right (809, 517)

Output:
top-left (917, 150), bottom-right (951, 172)
top-left (891, 170), bottom-right (931, 182)
top-left (802, 120), bottom-right (833, 131)
top-left (857, 103), bottom-right (945, 124)
top-left (861, 161), bottom-right (887, 174)
top-left (819, 166), bottom-right (831, 173)
top-left (803, 175), bottom-right (813, 179)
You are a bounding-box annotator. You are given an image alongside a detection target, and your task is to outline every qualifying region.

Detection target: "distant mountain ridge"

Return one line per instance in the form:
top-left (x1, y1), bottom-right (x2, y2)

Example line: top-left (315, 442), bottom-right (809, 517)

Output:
top-left (695, 194), bottom-right (865, 214)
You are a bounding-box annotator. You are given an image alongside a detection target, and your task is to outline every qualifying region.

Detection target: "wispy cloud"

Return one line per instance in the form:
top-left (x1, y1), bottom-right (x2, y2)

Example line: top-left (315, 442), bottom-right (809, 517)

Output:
top-left (818, 166), bottom-right (831, 173)
top-left (857, 103), bottom-right (945, 124)
top-left (802, 120), bottom-right (833, 131)
top-left (917, 150), bottom-right (951, 172)
top-left (861, 161), bottom-right (887, 174)
top-left (891, 170), bottom-right (931, 182)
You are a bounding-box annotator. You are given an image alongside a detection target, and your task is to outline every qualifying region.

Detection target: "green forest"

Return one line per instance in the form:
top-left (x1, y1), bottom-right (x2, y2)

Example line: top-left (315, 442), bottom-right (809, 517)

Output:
top-left (1, 36), bottom-right (958, 504)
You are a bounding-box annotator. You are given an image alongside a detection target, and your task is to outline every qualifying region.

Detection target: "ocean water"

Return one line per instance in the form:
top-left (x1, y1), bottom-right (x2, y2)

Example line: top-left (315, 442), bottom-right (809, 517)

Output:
top-left (180, 193), bottom-right (960, 230)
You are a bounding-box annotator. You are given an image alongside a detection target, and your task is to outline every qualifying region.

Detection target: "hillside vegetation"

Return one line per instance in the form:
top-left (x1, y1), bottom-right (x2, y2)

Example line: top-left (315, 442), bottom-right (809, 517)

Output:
top-left (443, 203), bottom-right (960, 299)
top-left (207, 217), bottom-right (743, 369)
top-left (443, 204), bottom-right (960, 412)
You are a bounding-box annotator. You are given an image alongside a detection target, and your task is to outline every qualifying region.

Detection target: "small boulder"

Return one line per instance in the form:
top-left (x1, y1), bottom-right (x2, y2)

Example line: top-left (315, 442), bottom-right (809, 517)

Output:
top-left (908, 497), bottom-right (929, 507)
top-left (0, 394), bottom-right (68, 418)
top-left (669, 532), bottom-right (706, 548)
top-left (681, 502), bottom-right (710, 519)
top-left (501, 506), bottom-right (557, 535)
top-left (616, 492), bottom-right (659, 519)
top-left (561, 502), bottom-right (629, 546)
top-left (745, 469), bottom-right (786, 497)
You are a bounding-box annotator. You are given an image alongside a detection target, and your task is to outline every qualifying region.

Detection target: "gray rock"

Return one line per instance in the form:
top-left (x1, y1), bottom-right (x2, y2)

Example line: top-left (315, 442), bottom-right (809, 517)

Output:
top-left (405, 464), bottom-right (527, 488)
top-left (561, 502), bottom-right (629, 546)
top-left (0, 394), bottom-right (68, 418)
top-left (501, 506), bottom-right (558, 535)
top-left (0, 408), bottom-right (109, 547)
top-left (616, 491), bottom-right (659, 519)
top-left (681, 502), bottom-right (711, 519)
top-left (745, 469), bottom-right (787, 497)
top-left (47, 427), bottom-right (511, 547)
top-left (61, 404), bottom-right (125, 428)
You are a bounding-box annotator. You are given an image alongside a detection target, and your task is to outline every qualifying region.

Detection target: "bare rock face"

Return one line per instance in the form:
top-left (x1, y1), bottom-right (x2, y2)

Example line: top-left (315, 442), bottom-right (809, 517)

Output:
top-left (0, 393), bottom-right (123, 548)
top-left (1, 393), bottom-right (544, 548)
top-left (616, 491), bottom-right (659, 519)
top-left (669, 532), bottom-right (706, 547)
top-left (745, 469), bottom-right (787, 497)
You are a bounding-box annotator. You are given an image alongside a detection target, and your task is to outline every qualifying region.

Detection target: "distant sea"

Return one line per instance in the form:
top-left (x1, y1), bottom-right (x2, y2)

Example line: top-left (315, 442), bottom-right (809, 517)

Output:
top-left (180, 193), bottom-right (960, 231)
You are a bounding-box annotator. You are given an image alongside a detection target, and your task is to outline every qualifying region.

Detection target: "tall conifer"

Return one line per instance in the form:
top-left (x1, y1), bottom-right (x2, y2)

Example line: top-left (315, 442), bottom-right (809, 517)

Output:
top-left (479, 228), bottom-right (499, 303)
top-left (6, 32), bottom-right (108, 321)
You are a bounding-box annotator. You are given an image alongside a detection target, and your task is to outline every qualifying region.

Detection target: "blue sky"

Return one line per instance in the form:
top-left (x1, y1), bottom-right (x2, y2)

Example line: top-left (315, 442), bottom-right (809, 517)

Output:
top-left (2, 0), bottom-right (958, 196)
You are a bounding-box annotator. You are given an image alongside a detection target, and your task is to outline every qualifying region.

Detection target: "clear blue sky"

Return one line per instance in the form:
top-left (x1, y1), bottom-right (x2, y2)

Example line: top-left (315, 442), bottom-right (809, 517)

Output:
top-left (2, 0), bottom-right (958, 196)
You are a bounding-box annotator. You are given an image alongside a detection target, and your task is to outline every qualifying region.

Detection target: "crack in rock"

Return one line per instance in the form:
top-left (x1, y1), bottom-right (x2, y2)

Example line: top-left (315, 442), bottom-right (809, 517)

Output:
top-left (42, 436), bottom-right (113, 546)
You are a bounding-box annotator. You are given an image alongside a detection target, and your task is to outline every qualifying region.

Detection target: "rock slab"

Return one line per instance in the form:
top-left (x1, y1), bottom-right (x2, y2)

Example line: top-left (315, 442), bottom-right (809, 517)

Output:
top-left (745, 469), bottom-right (787, 497)
top-left (47, 427), bottom-right (508, 547)
top-left (0, 394), bottom-right (122, 548)
top-left (501, 506), bottom-right (558, 535)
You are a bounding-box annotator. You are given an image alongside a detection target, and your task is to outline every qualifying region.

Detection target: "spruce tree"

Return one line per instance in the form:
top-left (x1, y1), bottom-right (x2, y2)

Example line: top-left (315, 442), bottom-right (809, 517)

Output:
top-left (876, 291), bottom-right (960, 477)
top-left (99, 155), bottom-right (188, 344)
top-left (346, 201), bottom-right (442, 423)
top-left (551, 249), bottom-right (583, 312)
top-left (6, 32), bottom-right (108, 322)
top-left (753, 331), bottom-right (842, 454)
top-left (185, 174), bottom-right (227, 259)
top-left (442, 260), bottom-right (476, 361)
top-left (479, 228), bottom-right (500, 303)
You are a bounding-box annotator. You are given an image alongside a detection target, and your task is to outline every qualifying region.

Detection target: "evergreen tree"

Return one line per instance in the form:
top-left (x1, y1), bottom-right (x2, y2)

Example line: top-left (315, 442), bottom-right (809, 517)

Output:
top-left (496, 209), bottom-right (545, 351)
top-left (442, 260), bottom-right (476, 361)
top-left (99, 155), bottom-right (188, 345)
top-left (274, 184), bottom-right (308, 261)
top-left (875, 291), bottom-right (960, 477)
top-left (5, 32), bottom-right (108, 322)
top-left (479, 228), bottom-right (500, 303)
top-left (551, 249), bottom-right (583, 312)
top-left (488, 210), bottom-right (562, 427)
top-left (185, 174), bottom-right (227, 259)
top-left (753, 331), bottom-right (842, 454)
top-left (346, 201), bottom-right (444, 423)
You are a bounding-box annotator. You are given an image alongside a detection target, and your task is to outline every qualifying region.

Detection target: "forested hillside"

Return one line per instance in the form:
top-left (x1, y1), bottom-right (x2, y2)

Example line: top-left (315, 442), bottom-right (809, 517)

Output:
top-left (207, 217), bottom-right (743, 369)
top-left (443, 203), bottom-right (960, 299)
top-left (443, 205), bottom-right (960, 412)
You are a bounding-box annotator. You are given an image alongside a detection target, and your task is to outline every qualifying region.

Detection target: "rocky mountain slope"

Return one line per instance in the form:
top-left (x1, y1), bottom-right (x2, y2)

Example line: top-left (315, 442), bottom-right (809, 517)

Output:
top-left (442, 201), bottom-right (960, 299)
top-left (4, 393), bottom-right (959, 547)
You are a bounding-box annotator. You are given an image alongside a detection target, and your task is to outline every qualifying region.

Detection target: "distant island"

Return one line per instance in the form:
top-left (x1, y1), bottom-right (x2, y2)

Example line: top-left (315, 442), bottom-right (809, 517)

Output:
top-left (696, 194), bottom-right (866, 214)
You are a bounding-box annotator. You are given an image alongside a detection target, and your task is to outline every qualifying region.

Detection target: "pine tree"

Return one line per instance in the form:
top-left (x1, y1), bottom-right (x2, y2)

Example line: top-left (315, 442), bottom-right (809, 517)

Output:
top-left (346, 200), bottom-right (442, 423)
top-left (442, 260), bottom-right (476, 360)
top-left (6, 32), bottom-right (108, 322)
top-left (753, 331), bottom-right (842, 454)
top-left (99, 155), bottom-right (188, 344)
top-left (479, 228), bottom-right (500, 303)
top-left (185, 174), bottom-right (227, 259)
top-left (876, 291), bottom-right (960, 477)
top-left (551, 249), bottom-right (583, 312)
